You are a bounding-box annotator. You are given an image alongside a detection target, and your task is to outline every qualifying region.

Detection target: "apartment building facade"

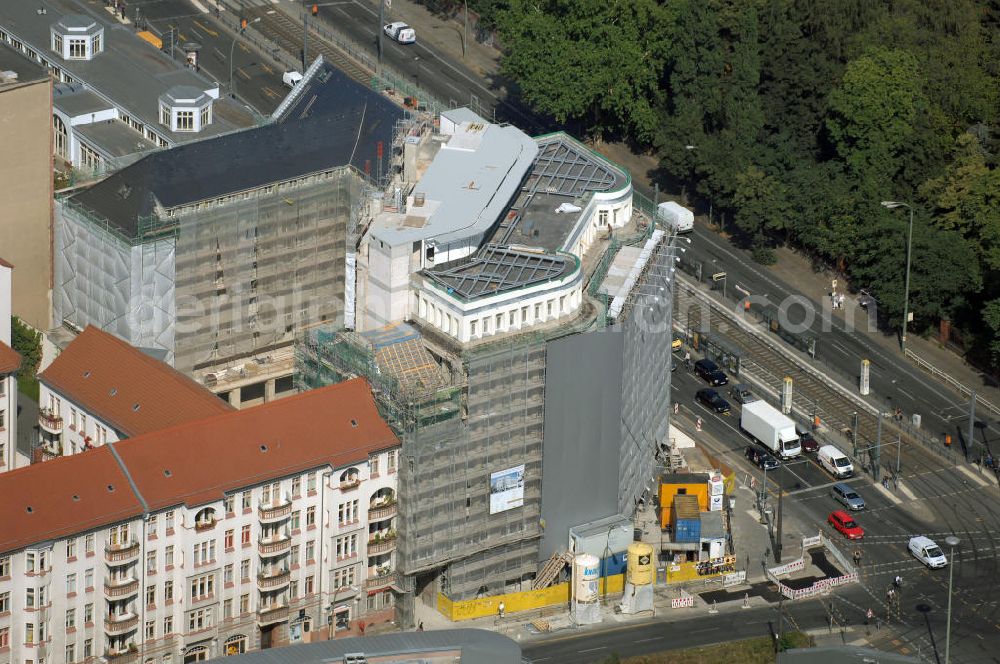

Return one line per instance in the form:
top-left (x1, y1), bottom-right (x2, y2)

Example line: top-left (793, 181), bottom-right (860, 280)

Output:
top-left (0, 379), bottom-right (400, 663)
top-left (0, 259), bottom-right (21, 471)
top-left (35, 325), bottom-right (232, 462)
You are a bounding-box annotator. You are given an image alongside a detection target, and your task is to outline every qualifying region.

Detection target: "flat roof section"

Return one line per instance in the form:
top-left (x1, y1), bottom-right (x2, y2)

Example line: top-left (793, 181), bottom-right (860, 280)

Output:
top-left (75, 119), bottom-right (157, 157)
top-left (0, 41), bottom-right (48, 86)
top-left (424, 245), bottom-right (575, 300)
top-left (370, 109), bottom-right (538, 247)
top-left (53, 82), bottom-right (113, 117)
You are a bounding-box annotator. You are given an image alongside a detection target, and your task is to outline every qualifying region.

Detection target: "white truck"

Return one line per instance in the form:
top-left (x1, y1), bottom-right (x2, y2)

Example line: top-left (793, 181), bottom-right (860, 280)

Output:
top-left (740, 400), bottom-right (801, 459)
top-left (656, 201), bottom-right (694, 233)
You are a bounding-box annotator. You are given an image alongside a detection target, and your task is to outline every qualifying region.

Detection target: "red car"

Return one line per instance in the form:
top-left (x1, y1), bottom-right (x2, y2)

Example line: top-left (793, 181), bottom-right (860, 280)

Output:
top-left (828, 510), bottom-right (864, 539)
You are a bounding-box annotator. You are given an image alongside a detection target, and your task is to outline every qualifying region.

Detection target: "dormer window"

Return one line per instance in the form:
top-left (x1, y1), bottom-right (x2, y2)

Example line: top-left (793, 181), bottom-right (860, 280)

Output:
top-left (50, 15), bottom-right (104, 61)
top-left (158, 86), bottom-right (213, 133)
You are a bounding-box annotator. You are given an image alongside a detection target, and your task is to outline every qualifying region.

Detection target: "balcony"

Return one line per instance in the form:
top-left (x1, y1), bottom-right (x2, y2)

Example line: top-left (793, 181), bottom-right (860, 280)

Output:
top-left (104, 613), bottom-right (138, 636)
top-left (257, 604), bottom-right (289, 626)
top-left (194, 517), bottom-right (217, 533)
top-left (368, 502), bottom-right (397, 522)
top-left (104, 540), bottom-right (140, 565)
top-left (364, 571), bottom-right (397, 591)
top-left (339, 477), bottom-right (361, 491)
top-left (257, 569), bottom-right (291, 591)
top-left (367, 533), bottom-right (397, 556)
top-left (105, 648), bottom-right (138, 664)
top-left (258, 499), bottom-right (292, 524)
top-left (258, 534), bottom-right (291, 557)
top-left (104, 577), bottom-right (139, 600)
top-left (38, 408), bottom-right (63, 434)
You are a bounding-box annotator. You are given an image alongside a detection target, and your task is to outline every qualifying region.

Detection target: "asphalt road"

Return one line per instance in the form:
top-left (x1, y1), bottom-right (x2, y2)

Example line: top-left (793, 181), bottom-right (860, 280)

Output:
top-left (127, 0), bottom-right (285, 115)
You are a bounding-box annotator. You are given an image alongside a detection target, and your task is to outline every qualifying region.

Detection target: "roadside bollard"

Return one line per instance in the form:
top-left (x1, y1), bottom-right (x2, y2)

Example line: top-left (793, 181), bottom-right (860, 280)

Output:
top-left (742, 594), bottom-right (751, 609)
top-left (709, 600), bottom-right (718, 614)
top-left (696, 417), bottom-right (703, 432)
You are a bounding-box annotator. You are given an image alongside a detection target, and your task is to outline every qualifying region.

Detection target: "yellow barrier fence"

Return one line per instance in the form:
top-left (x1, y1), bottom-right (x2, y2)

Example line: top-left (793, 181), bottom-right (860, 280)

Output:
top-left (438, 574), bottom-right (625, 621)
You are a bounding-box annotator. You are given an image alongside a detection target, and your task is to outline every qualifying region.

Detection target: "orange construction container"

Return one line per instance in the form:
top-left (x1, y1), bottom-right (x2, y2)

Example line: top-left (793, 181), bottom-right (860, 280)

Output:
top-left (659, 473), bottom-right (709, 529)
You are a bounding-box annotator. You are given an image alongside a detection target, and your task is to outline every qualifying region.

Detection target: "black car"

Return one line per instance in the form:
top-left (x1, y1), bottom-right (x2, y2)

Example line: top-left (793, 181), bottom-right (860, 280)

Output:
top-left (796, 425), bottom-right (819, 454)
top-left (745, 445), bottom-right (780, 471)
top-left (694, 358), bottom-right (728, 386)
top-left (696, 388), bottom-right (731, 414)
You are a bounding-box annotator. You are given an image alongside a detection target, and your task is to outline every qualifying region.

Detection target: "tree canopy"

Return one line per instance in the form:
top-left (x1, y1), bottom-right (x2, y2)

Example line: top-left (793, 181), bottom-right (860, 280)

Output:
top-left (490, 0), bottom-right (1000, 370)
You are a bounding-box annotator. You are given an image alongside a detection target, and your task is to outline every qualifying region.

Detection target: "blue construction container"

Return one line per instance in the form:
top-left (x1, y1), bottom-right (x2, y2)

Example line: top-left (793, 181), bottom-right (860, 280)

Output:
top-left (672, 495), bottom-right (702, 543)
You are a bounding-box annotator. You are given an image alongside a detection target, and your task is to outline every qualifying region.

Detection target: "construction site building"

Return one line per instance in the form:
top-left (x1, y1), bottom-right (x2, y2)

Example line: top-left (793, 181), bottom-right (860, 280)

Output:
top-left (52, 60), bottom-right (405, 406)
top-left (296, 109), bottom-right (678, 624)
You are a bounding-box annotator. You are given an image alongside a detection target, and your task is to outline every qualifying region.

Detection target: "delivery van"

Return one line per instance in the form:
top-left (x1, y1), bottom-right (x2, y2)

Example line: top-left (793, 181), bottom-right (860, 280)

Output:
top-left (818, 444), bottom-right (853, 478)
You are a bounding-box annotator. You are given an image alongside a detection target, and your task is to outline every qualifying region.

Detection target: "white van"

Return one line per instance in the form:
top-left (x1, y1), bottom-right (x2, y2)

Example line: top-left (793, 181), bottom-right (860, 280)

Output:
top-left (656, 201), bottom-right (694, 233)
top-left (818, 444), bottom-right (853, 478)
top-left (282, 71), bottom-right (303, 88)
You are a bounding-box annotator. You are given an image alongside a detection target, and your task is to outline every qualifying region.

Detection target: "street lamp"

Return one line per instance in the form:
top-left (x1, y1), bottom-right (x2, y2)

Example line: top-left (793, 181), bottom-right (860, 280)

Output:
top-left (229, 17), bottom-right (261, 101)
top-left (944, 535), bottom-right (960, 664)
top-left (881, 201), bottom-right (914, 354)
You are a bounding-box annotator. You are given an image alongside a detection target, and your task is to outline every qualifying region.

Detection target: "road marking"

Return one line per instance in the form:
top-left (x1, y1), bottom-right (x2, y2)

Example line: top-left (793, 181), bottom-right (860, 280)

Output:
top-left (896, 482), bottom-right (918, 500)
top-left (956, 464), bottom-right (990, 487)
top-left (193, 19), bottom-right (219, 37)
top-left (190, 0), bottom-right (210, 13)
top-left (635, 637), bottom-right (662, 643)
top-left (690, 627), bottom-right (720, 633)
top-left (578, 646), bottom-right (607, 653)
top-left (872, 482), bottom-right (902, 505)
top-left (829, 341), bottom-right (851, 357)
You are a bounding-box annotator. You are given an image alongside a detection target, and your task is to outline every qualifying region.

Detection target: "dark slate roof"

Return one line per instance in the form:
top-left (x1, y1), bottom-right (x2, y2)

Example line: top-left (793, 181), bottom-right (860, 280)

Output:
top-left (204, 629), bottom-right (522, 664)
top-left (70, 63), bottom-right (402, 238)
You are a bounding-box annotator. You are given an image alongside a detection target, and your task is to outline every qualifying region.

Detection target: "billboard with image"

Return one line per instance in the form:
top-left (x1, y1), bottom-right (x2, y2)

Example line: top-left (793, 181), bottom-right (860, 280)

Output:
top-left (489, 464), bottom-right (525, 514)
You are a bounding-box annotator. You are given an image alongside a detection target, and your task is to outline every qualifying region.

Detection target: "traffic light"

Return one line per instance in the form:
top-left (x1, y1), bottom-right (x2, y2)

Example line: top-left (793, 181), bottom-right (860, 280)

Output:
top-left (311, 4), bottom-right (319, 16)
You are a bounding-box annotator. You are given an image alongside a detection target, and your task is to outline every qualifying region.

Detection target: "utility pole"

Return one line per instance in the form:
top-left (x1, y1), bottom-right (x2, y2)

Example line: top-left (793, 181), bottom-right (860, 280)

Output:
top-left (895, 433), bottom-right (901, 479)
top-left (377, 0), bottom-right (384, 65)
top-left (873, 413), bottom-right (882, 482)
top-left (463, 0), bottom-right (468, 59)
top-left (851, 411), bottom-right (859, 457)
top-left (775, 481), bottom-right (783, 563)
top-left (968, 391), bottom-right (977, 462)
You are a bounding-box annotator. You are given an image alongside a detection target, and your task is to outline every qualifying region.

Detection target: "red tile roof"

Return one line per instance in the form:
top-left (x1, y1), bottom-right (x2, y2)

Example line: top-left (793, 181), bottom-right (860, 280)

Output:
top-left (0, 378), bottom-right (399, 554)
top-left (0, 341), bottom-right (20, 375)
top-left (38, 326), bottom-right (232, 436)
top-left (0, 257), bottom-right (13, 268)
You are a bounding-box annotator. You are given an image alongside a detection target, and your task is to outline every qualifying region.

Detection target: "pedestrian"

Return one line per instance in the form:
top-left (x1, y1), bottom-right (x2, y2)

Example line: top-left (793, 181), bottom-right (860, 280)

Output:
top-left (882, 476), bottom-right (889, 489)
top-left (865, 607), bottom-right (874, 625)
top-left (886, 587), bottom-right (895, 604)
top-left (853, 549), bottom-right (862, 566)
top-left (683, 351), bottom-right (691, 369)
top-left (417, 621), bottom-right (424, 631)
top-left (497, 601), bottom-right (505, 619)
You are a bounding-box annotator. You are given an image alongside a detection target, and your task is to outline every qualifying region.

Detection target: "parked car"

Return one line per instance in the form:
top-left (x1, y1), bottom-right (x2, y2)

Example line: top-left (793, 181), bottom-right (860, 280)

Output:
top-left (383, 22), bottom-right (416, 44)
top-left (828, 510), bottom-right (864, 539)
top-left (729, 383), bottom-right (758, 405)
top-left (831, 483), bottom-right (866, 511)
top-left (745, 445), bottom-right (780, 471)
top-left (696, 388), bottom-right (731, 414)
top-left (694, 358), bottom-right (728, 386)
top-left (909, 536), bottom-right (948, 569)
top-left (796, 425), bottom-right (819, 453)
top-left (282, 71), bottom-right (303, 88)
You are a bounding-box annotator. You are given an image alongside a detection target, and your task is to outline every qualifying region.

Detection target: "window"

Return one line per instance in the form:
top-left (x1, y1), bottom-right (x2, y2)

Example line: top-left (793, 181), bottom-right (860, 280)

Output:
top-left (240, 559), bottom-right (250, 581)
top-left (333, 565), bottom-right (356, 589)
top-left (52, 33), bottom-right (62, 54)
top-left (304, 575), bottom-right (314, 594)
top-left (239, 593), bottom-right (249, 614)
top-left (26, 551), bottom-right (35, 573)
top-left (242, 491), bottom-right (251, 510)
top-left (289, 580), bottom-right (299, 599)
top-left (85, 534), bottom-right (94, 555)
top-left (225, 529), bottom-right (234, 549)
top-left (547, 300), bottom-right (553, 317)
top-left (92, 33), bottom-right (101, 54)
top-left (305, 541), bottom-right (315, 561)
top-left (307, 473), bottom-right (316, 493)
top-left (470, 320), bottom-right (478, 336)
top-left (84, 638), bottom-right (92, 658)
top-left (371, 455), bottom-right (380, 476)
top-left (66, 573), bottom-right (76, 595)
top-left (176, 110), bottom-right (194, 132)
top-left (241, 524), bottom-right (251, 545)
top-left (84, 568), bottom-right (93, 589)
top-left (336, 534), bottom-right (357, 559)
top-left (0, 626), bottom-right (7, 649)
top-left (80, 143), bottom-right (103, 172)
top-left (66, 539), bottom-right (76, 559)
top-left (146, 585), bottom-right (155, 605)
top-left (187, 607), bottom-right (213, 631)
top-left (224, 564), bottom-right (233, 584)
top-left (148, 514), bottom-right (157, 537)
top-left (290, 511), bottom-right (300, 530)
top-left (164, 545), bottom-right (174, 567)
top-left (159, 104), bottom-right (170, 126)
top-left (163, 616), bottom-right (173, 634)
top-left (534, 303), bottom-right (541, 319)
top-left (388, 451), bottom-right (397, 473)
top-left (0, 556), bottom-right (7, 577)
top-left (189, 574), bottom-right (214, 601)
top-left (291, 477), bottom-right (301, 496)
top-left (146, 550), bottom-right (157, 573)
top-left (522, 306), bottom-right (528, 323)
top-left (0, 591), bottom-right (8, 613)
top-left (26, 588), bottom-right (35, 608)
top-left (25, 622), bottom-right (34, 644)
top-left (65, 643), bottom-right (75, 663)
top-left (38, 586), bottom-right (46, 605)
top-left (65, 608), bottom-right (75, 629)
top-left (306, 506), bottom-right (316, 528)
top-left (165, 511), bottom-right (174, 531)
top-left (223, 598), bottom-right (232, 619)
top-left (84, 603), bottom-right (93, 624)
top-left (164, 580), bottom-right (173, 602)
top-left (224, 495), bottom-right (235, 514)
top-left (194, 541), bottom-right (215, 565)
top-left (599, 209), bottom-right (609, 226)
top-left (80, 413), bottom-right (86, 434)
top-left (145, 620), bottom-right (155, 640)
top-left (200, 105), bottom-right (210, 127)
top-left (68, 38), bottom-right (86, 58)
top-left (509, 311), bottom-right (516, 327)
top-left (290, 545), bottom-right (299, 566)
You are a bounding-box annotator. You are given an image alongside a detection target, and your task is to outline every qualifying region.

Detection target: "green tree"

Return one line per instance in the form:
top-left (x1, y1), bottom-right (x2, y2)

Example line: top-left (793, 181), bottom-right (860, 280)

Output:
top-left (496, 0), bottom-right (673, 142)
top-left (731, 165), bottom-right (790, 240)
top-left (825, 47), bottom-right (927, 187)
top-left (11, 317), bottom-right (40, 379)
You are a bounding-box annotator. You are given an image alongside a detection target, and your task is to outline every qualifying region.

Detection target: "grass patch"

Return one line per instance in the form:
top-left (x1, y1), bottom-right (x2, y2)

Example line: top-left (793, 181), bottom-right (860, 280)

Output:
top-left (599, 633), bottom-right (813, 664)
top-left (18, 375), bottom-right (39, 402)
